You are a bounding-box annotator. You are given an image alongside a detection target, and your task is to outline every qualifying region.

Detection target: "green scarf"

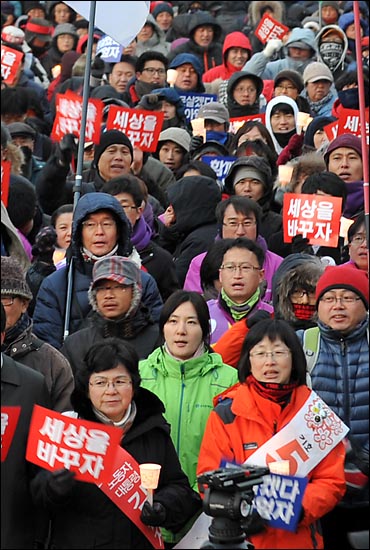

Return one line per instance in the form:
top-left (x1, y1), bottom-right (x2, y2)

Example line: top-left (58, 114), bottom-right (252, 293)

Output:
top-left (221, 287), bottom-right (260, 321)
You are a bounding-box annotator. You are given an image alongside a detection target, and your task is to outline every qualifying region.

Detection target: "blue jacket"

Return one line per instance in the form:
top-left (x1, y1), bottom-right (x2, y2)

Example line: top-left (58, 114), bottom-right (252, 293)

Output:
top-left (33, 193), bottom-right (163, 349)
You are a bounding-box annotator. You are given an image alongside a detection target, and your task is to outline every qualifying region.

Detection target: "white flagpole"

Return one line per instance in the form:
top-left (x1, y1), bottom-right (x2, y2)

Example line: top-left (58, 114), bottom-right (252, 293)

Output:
top-left (63, 0), bottom-right (96, 341)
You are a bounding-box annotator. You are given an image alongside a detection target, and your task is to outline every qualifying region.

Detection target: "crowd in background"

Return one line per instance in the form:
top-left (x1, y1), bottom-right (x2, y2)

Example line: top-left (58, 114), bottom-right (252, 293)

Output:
top-left (1, 2), bottom-right (369, 550)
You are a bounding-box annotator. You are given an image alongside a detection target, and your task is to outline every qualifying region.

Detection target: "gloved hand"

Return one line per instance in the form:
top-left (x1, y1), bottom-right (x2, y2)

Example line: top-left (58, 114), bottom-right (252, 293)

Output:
top-left (291, 234), bottom-right (314, 255)
top-left (277, 133), bottom-right (304, 165)
top-left (31, 226), bottom-right (57, 265)
top-left (263, 38), bottom-right (283, 58)
top-left (140, 500), bottom-right (166, 526)
top-left (246, 310), bottom-right (271, 329)
top-left (189, 134), bottom-right (204, 154)
top-left (242, 509), bottom-right (268, 536)
top-left (46, 468), bottom-right (76, 500)
top-left (56, 133), bottom-right (78, 167)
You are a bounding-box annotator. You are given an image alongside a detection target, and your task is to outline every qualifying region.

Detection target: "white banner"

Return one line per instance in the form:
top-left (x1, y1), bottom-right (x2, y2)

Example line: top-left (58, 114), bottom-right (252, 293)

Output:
top-left (65, 1), bottom-right (150, 47)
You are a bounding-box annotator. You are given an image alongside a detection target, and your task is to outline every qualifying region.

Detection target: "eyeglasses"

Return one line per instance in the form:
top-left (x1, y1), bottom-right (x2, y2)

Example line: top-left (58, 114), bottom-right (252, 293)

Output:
top-left (290, 290), bottom-right (316, 299)
top-left (234, 86), bottom-right (257, 94)
top-left (82, 220), bottom-right (116, 232)
top-left (223, 220), bottom-right (256, 229)
top-left (142, 67), bottom-right (166, 75)
top-left (220, 263), bottom-right (260, 274)
top-left (95, 284), bottom-right (130, 295)
top-left (350, 234), bottom-right (366, 245)
top-left (320, 295), bottom-right (361, 305)
top-left (275, 85), bottom-right (296, 92)
top-left (250, 350), bottom-right (291, 360)
top-left (121, 205), bottom-right (138, 212)
top-left (1, 296), bottom-right (15, 306)
top-left (89, 377), bottom-right (132, 389)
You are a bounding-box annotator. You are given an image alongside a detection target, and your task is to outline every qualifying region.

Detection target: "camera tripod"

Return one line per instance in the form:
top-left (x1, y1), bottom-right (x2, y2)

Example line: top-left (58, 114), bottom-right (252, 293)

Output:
top-left (200, 517), bottom-right (255, 549)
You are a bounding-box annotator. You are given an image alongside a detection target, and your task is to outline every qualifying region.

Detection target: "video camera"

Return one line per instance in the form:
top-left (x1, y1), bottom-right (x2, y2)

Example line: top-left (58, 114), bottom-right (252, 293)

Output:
top-left (197, 465), bottom-right (269, 549)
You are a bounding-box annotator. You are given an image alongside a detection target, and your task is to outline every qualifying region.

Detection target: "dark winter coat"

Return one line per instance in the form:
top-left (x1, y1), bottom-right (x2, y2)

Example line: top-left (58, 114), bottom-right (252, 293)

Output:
top-left (30, 388), bottom-right (202, 549)
top-left (32, 193), bottom-right (163, 349)
top-left (157, 175), bottom-right (221, 287)
top-left (2, 322), bottom-right (74, 412)
top-left (1, 354), bottom-right (51, 549)
top-left (61, 305), bottom-right (160, 373)
top-left (167, 11), bottom-right (223, 73)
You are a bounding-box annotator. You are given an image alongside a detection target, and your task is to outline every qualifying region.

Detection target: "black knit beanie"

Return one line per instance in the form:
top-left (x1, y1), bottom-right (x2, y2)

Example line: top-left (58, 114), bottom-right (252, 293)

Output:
top-left (93, 130), bottom-right (133, 167)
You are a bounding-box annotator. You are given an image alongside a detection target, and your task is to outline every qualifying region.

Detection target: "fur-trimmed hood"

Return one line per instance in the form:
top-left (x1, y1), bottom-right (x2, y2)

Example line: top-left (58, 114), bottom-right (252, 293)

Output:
top-left (248, 1), bottom-right (285, 27)
top-left (272, 254), bottom-right (325, 326)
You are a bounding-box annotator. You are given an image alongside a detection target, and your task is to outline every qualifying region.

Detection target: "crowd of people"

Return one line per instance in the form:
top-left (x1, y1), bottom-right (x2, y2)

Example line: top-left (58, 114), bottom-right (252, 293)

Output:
top-left (1, 1), bottom-right (369, 549)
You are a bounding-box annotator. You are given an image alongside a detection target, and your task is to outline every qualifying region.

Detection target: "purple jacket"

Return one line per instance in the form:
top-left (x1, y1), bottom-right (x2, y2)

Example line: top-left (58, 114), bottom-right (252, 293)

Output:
top-left (207, 297), bottom-right (274, 345)
top-left (184, 238), bottom-right (283, 304)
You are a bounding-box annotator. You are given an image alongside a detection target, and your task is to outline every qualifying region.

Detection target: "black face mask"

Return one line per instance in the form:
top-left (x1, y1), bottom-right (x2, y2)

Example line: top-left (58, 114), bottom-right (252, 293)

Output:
top-left (319, 41), bottom-right (343, 72)
top-left (31, 44), bottom-right (49, 56)
top-left (338, 88), bottom-right (365, 109)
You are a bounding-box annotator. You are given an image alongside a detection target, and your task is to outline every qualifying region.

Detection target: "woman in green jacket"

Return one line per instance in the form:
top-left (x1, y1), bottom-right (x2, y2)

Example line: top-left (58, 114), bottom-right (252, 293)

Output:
top-left (139, 290), bottom-right (238, 491)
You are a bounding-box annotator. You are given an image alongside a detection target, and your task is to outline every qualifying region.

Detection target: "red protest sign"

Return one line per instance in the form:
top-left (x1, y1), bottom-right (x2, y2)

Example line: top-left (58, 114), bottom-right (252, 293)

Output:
top-left (1, 406), bottom-right (21, 461)
top-left (51, 91), bottom-right (103, 143)
top-left (98, 446), bottom-right (164, 549)
top-left (1, 45), bottom-right (23, 85)
top-left (106, 105), bottom-right (164, 152)
top-left (26, 405), bottom-right (123, 483)
top-left (283, 193), bottom-right (342, 248)
top-left (324, 120), bottom-right (338, 142)
top-left (337, 108), bottom-right (369, 142)
top-left (229, 114), bottom-right (265, 134)
top-left (255, 13), bottom-right (289, 44)
top-left (1, 160), bottom-right (11, 207)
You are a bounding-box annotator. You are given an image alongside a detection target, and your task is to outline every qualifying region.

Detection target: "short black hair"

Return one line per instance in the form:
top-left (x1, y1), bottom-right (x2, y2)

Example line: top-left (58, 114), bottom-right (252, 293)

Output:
top-left (71, 338), bottom-right (141, 420)
top-left (221, 236), bottom-right (265, 269)
top-left (238, 318), bottom-right (307, 385)
top-left (135, 50), bottom-right (169, 73)
top-left (301, 171), bottom-right (348, 212)
top-left (159, 290), bottom-right (211, 349)
top-left (102, 174), bottom-right (145, 208)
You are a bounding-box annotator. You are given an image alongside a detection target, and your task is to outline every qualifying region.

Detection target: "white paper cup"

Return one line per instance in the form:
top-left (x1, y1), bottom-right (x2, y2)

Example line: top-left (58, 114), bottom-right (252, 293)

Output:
top-left (278, 164), bottom-right (294, 186)
top-left (167, 69), bottom-right (178, 87)
top-left (139, 463), bottom-right (161, 489)
top-left (296, 111), bottom-right (311, 134)
top-left (269, 460), bottom-right (290, 475)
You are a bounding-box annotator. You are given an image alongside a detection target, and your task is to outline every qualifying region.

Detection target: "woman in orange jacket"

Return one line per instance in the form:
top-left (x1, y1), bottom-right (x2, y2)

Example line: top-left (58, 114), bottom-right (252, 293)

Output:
top-left (197, 318), bottom-right (346, 549)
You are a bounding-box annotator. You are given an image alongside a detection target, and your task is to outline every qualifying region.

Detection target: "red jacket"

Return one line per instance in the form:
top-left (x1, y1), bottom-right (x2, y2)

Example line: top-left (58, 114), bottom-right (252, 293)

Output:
top-left (202, 31), bottom-right (252, 83)
top-left (197, 381), bottom-right (346, 549)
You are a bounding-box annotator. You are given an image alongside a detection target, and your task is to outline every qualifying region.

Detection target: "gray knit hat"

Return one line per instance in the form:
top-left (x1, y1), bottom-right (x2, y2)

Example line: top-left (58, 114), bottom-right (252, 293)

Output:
top-left (1, 256), bottom-right (33, 300)
top-left (158, 127), bottom-right (191, 152)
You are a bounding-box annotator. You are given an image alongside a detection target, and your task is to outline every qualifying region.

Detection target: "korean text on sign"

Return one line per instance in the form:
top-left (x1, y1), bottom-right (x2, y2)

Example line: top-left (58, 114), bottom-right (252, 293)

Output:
top-left (26, 405), bottom-right (122, 483)
top-left (283, 193), bottom-right (342, 248)
top-left (106, 105), bottom-right (164, 152)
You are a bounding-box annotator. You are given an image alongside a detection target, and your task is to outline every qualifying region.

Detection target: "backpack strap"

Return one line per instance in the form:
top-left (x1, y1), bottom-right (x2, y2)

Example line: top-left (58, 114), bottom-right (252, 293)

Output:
top-left (302, 327), bottom-right (320, 374)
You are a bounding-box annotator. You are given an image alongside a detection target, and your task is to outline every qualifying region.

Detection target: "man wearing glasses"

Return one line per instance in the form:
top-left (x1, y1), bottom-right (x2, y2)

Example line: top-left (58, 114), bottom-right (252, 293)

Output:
top-left (296, 264), bottom-right (369, 550)
top-left (122, 50), bottom-right (168, 107)
top-left (206, 237), bottom-right (273, 345)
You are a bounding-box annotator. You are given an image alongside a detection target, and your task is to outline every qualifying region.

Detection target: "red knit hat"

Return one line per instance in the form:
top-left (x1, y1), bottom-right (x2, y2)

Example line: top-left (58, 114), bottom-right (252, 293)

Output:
top-left (316, 265), bottom-right (369, 308)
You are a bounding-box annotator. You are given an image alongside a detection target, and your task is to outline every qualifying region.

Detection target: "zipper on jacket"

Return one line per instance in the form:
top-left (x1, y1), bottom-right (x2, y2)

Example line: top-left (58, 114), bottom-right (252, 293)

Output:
top-left (176, 364), bottom-right (186, 452)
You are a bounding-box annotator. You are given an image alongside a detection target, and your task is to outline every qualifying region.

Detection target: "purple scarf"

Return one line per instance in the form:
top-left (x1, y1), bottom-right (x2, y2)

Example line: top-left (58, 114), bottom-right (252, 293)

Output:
top-left (131, 216), bottom-right (153, 251)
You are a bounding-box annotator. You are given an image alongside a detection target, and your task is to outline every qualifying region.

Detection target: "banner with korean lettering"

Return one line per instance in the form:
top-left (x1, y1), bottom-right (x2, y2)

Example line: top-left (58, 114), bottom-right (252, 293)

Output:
top-left (201, 156), bottom-right (236, 188)
top-left (337, 108), bottom-right (370, 142)
top-left (178, 93), bottom-right (217, 122)
top-left (283, 193), bottom-right (342, 248)
top-left (1, 45), bottom-right (24, 85)
top-left (26, 405), bottom-right (122, 483)
top-left (96, 35), bottom-right (123, 63)
top-left (1, 406), bottom-right (21, 461)
top-left (1, 160), bottom-right (11, 207)
top-left (106, 105), bottom-right (164, 152)
top-left (255, 13), bottom-right (289, 44)
top-left (98, 446), bottom-right (164, 549)
top-left (51, 91), bottom-right (103, 144)
top-left (229, 114), bottom-right (265, 134)
top-left (254, 473), bottom-right (308, 532)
